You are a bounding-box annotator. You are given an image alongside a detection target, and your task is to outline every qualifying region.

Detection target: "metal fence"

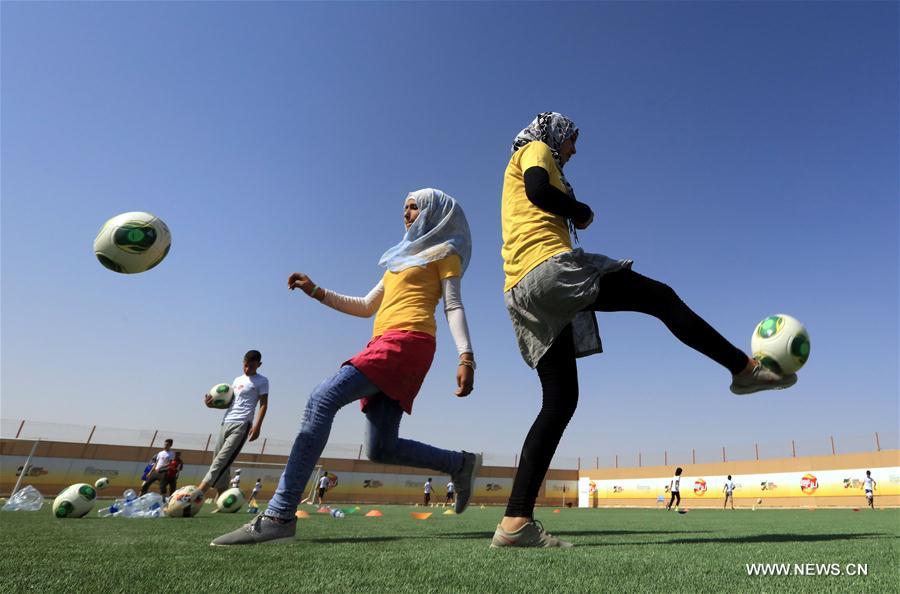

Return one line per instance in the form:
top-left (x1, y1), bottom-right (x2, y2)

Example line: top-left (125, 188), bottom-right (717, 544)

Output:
top-left (1, 417), bottom-right (895, 471)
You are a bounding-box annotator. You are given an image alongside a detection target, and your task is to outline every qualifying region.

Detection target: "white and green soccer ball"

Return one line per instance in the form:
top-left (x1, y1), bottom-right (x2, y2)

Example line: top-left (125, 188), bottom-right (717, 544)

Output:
top-left (93, 211), bottom-right (171, 274)
top-left (215, 487), bottom-right (245, 513)
top-left (207, 383), bottom-right (234, 409)
top-left (94, 477), bottom-right (109, 491)
top-left (53, 483), bottom-right (97, 518)
top-left (165, 486), bottom-right (205, 518)
top-left (751, 314), bottom-right (811, 375)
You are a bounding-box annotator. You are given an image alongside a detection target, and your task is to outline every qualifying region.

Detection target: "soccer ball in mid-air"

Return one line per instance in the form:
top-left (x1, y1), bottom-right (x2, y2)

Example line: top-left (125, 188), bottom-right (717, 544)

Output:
top-left (94, 477), bottom-right (109, 490)
top-left (165, 486), bottom-right (205, 517)
top-left (53, 483), bottom-right (97, 518)
top-left (757, 498), bottom-right (763, 504)
top-left (207, 383), bottom-right (234, 408)
top-left (750, 314), bottom-right (810, 375)
top-left (216, 488), bottom-right (245, 513)
top-left (93, 211), bottom-right (171, 274)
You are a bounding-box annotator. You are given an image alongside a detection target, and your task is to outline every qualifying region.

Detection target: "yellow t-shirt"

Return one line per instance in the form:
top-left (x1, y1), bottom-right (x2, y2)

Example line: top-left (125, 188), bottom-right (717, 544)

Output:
top-left (372, 255), bottom-right (461, 338)
top-left (501, 141), bottom-right (572, 292)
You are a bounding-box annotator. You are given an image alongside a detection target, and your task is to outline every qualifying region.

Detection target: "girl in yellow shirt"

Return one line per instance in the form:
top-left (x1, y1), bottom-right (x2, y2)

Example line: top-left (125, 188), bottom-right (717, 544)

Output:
top-left (212, 189), bottom-right (482, 546)
top-left (492, 112), bottom-right (797, 548)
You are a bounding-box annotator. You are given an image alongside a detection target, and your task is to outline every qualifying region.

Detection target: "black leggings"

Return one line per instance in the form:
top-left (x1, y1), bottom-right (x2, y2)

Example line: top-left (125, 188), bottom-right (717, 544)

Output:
top-left (667, 491), bottom-right (681, 509)
top-left (504, 269), bottom-right (747, 518)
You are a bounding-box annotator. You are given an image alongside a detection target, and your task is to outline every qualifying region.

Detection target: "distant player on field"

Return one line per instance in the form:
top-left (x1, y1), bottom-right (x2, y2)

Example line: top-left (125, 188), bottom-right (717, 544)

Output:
top-left (140, 438), bottom-right (174, 495)
top-left (248, 478), bottom-right (262, 513)
top-left (230, 468), bottom-right (242, 490)
top-left (723, 475), bottom-right (735, 510)
top-left (197, 350), bottom-right (269, 499)
top-left (446, 480), bottom-right (455, 506)
top-left (666, 467), bottom-right (683, 511)
top-left (424, 478), bottom-right (433, 506)
top-left (862, 470), bottom-right (876, 509)
top-left (317, 473), bottom-right (330, 504)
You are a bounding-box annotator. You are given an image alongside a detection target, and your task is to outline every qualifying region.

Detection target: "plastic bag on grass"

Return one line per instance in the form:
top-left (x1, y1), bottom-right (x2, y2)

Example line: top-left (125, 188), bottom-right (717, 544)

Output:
top-left (2, 485), bottom-right (44, 511)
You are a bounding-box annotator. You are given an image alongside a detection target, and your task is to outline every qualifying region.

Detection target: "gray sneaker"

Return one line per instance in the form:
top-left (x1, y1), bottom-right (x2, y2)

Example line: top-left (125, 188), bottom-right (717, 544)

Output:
top-left (209, 514), bottom-right (296, 546)
top-left (451, 452), bottom-right (482, 515)
top-left (490, 520), bottom-right (573, 548)
top-left (730, 362), bottom-right (797, 395)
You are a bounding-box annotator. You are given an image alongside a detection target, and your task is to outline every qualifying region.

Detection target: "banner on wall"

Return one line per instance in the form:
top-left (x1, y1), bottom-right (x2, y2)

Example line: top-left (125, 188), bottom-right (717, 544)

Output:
top-left (578, 466), bottom-right (900, 507)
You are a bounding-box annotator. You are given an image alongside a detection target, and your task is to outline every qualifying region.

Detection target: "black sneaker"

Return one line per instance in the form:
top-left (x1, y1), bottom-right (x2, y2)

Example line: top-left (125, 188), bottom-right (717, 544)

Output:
top-left (451, 452), bottom-right (482, 515)
top-left (209, 514), bottom-right (296, 546)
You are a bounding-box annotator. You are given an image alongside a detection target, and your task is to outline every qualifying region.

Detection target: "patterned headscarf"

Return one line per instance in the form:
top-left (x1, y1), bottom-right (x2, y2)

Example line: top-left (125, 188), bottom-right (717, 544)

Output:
top-left (512, 111), bottom-right (579, 197)
top-left (512, 112), bottom-right (582, 239)
top-left (378, 188), bottom-right (472, 275)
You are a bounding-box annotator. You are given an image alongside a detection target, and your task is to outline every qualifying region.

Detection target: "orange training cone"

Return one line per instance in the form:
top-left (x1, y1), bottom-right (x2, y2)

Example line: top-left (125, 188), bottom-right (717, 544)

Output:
top-left (552, 509), bottom-right (561, 513)
top-left (295, 510), bottom-right (310, 519)
top-left (317, 506), bottom-right (330, 514)
top-left (365, 509), bottom-right (383, 517)
top-left (410, 512), bottom-right (432, 520)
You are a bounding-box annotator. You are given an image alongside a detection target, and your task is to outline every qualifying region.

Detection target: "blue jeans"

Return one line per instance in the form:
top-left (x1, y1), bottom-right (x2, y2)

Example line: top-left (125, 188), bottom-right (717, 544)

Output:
top-left (265, 364), bottom-right (464, 520)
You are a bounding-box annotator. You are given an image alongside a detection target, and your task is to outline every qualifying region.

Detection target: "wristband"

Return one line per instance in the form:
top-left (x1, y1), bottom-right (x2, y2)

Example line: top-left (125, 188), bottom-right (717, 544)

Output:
top-left (310, 285), bottom-right (319, 298)
top-left (458, 359), bottom-right (476, 370)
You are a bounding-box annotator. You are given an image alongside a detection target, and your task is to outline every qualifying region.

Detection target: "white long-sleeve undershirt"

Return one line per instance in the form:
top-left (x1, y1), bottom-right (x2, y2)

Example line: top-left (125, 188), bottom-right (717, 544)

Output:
top-left (319, 277), bottom-right (473, 356)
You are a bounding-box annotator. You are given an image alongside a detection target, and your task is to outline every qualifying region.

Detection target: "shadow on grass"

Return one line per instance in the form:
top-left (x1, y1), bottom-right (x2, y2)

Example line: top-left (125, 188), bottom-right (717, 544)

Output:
top-left (577, 532), bottom-right (888, 547)
top-left (306, 536), bottom-right (403, 544)
top-left (441, 529), bottom-right (713, 540)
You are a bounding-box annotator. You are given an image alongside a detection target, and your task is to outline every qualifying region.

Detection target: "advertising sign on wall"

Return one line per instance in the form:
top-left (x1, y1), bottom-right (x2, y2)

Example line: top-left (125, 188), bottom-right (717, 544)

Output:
top-left (578, 466), bottom-right (900, 507)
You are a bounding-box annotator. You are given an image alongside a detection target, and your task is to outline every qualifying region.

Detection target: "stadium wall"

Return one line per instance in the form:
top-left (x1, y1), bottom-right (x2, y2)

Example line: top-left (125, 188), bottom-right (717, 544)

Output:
top-left (578, 450), bottom-right (900, 508)
top-left (0, 439), bottom-right (578, 506)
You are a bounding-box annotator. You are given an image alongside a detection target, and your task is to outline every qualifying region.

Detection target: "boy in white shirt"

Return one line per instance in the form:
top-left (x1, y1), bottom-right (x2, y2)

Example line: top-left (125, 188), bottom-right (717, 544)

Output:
top-left (446, 480), bottom-right (455, 506)
top-left (317, 473), bottom-right (330, 503)
top-left (198, 351), bottom-right (269, 498)
top-left (140, 438), bottom-right (174, 495)
top-left (862, 470), bottom-right (877, 509)
top-left (723, 475), bottom-right (735, 510)
top-left (424, 478), bottom-right (433, 506)
top-left (665, 467), bottom-right (682, 511)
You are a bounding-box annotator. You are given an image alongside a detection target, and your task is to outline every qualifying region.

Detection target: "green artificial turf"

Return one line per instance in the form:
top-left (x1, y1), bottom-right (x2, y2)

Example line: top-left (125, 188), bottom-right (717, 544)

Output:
top-left (1, 504), bottom-right (897, 593)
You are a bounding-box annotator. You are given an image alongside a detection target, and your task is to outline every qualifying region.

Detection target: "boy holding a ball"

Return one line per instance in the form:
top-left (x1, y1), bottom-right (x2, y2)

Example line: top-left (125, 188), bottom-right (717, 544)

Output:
top-left (197, 350), bottom-right (269, 499)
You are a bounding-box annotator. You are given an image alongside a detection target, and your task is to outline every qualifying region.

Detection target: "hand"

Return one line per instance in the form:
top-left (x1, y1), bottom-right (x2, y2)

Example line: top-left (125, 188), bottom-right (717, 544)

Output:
top-left (455, 364), bottom-right (474, 397)
top-left (248, 426), bottom-right (261, 442)
top-left (287, 272), bottom-right (313, 293)
top-left (574, 209), bottom-right (594, 230)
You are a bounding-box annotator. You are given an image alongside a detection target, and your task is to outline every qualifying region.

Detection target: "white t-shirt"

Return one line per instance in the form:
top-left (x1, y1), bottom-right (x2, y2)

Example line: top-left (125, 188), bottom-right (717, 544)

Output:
top-left (318, 476), bottom-right (330, 489)
top-left (223, 373), bottom-right (269, 424)
top-left (153, 449), bottom-right (174, 472)
top-left (230, 474), bottom-right (241, 488)
top-left (251, 481), bottom-right (262, 496)
top-left (863, 476), bottom-right (874, 491)
top-left (424, 481), bottom-right (433, 494)
top-left (446, 481), bottom-right (455, 493)
top-left (671, 476), bottom-right (681, 493)
top-left (724, 480), bottom-right (735, 494)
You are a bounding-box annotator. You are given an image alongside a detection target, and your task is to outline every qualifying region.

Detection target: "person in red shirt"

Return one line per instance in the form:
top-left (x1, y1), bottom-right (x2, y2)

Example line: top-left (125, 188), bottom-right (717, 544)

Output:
top-left (160, 451), bottom-right (184, 498)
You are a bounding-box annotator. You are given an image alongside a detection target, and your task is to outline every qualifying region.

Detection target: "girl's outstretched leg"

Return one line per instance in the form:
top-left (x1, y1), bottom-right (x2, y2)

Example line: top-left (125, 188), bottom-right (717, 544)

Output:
top-left (591, 269), bottom-right (796, 394)
top-left (364, 394), bottom-right (481, 513)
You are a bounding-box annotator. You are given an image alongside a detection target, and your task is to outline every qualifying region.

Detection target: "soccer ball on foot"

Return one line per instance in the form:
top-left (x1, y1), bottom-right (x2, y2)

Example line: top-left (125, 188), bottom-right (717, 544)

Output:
top-left (53, 483), bottom-right (97, 518)
top-left (93, 211), bottom-right (171, 274)
top-left (750, 314), bottom-right (810, 375)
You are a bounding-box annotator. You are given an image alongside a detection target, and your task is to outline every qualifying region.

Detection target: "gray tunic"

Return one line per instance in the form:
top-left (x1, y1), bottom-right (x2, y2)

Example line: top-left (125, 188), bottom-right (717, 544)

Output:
top-left (504, 249), bottom-right (633, 368)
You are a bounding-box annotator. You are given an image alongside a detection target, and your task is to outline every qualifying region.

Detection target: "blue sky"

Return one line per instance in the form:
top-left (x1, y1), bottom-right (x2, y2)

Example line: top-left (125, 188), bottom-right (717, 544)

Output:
top-left (2, 2), bottom-right (897, 466)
